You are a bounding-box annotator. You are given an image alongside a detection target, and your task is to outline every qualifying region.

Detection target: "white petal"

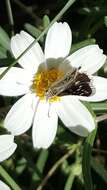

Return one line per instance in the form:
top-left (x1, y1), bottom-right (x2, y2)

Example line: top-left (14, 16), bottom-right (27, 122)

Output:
top-left (0, 180), bottom-right (11, 190)
top-left (0, 135), bottom-right (17, 162)
top-left (45, 22), bottom-right (72, 59)
top-left (78, 76), bottom-right (107, 102)
top-left (55, 96), bottom-right (95, 137)
top-left (11, 31), bottom-right (45, 74)
top-left (32, 101), bottom-right (58, 149)
top-left (67, 45), bottom-right (106, 74)
top-left (0, 67), bottom-right (32, 96)
top-left (4, 93), bottom-right (38, 135)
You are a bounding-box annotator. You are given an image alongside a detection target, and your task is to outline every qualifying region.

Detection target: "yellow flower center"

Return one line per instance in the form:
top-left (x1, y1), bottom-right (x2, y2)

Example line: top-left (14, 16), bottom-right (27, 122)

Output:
top-left (32, 68), bottom-right (64, 102)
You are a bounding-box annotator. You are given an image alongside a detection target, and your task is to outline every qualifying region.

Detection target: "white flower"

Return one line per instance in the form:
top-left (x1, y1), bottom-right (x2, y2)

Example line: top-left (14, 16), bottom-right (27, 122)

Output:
top-left (0, 180), bottom-right (11, 190)
top-left (0, 135), bottom-right (17, 189)
top-left (0, 134), bottom-right (17, 162)
top-left (0, 22), bottom-right (107, 148)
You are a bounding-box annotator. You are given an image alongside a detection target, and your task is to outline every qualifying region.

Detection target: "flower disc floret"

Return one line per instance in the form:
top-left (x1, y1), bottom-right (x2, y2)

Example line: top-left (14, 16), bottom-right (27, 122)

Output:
top-left (32, 68), bottom-right (64, 100)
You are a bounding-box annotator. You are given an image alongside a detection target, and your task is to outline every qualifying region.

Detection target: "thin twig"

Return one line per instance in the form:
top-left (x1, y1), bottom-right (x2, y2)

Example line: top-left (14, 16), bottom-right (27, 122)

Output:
top-left (96, 114), bottom-right (107, 122)
top-left (5, 0), bottom-right (14, 36)
top-left (36, 144), bottom-right (79, 190)
top-left (93, 148), bottom-right (107, 155)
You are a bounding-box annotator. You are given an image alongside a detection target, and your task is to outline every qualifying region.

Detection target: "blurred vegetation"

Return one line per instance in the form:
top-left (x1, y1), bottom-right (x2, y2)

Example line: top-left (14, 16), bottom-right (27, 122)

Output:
top-left (0, 0), bottom-right (107, 190)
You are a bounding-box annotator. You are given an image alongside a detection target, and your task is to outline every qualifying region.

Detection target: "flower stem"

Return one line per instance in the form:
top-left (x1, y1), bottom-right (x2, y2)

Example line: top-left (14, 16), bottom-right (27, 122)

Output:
top-left (0, 0), bottom-right (76, 80)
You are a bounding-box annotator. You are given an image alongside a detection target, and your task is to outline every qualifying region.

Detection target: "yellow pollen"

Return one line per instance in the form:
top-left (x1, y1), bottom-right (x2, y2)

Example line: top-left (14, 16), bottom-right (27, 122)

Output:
top-left (32, 69), bottom-right (64, 102)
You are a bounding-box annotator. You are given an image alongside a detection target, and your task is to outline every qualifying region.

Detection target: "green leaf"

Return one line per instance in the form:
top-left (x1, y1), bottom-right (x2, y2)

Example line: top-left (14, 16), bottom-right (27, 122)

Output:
top-left (91, 157), bottom-right (107, 184)
top-left (16, 158), bottom-right (27, 174)
top-left (79, 7), bottom-right (107, 17)
top-left (71, 38), bottom-right (96, 53)
top-left (82, 129), bottom-right (97, 190)
top-left (0, 57), bottom-right (15, 67)
top-left (104, 16), bottom-right (107, 27)
top-left (0, 26), bottom-right (10, 50)
top-left (61, 160), bottom-right (70, 175)
top-left (24, 23), bottom-right (43, 43)
top-left (90, 101), bottom-right (107, 114)
top-left (64, 163), bottom-right (82, 190)
top-left (32, 149), bottom-right (49, 181)
top-left (64, 171), bottom-right (75, 190)
top-left (0, 46), bottom-right (7, 58)
top-left (0, 165), bottom-right (21, 190)
top-left (43, 15), bottom-right (50, 29)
